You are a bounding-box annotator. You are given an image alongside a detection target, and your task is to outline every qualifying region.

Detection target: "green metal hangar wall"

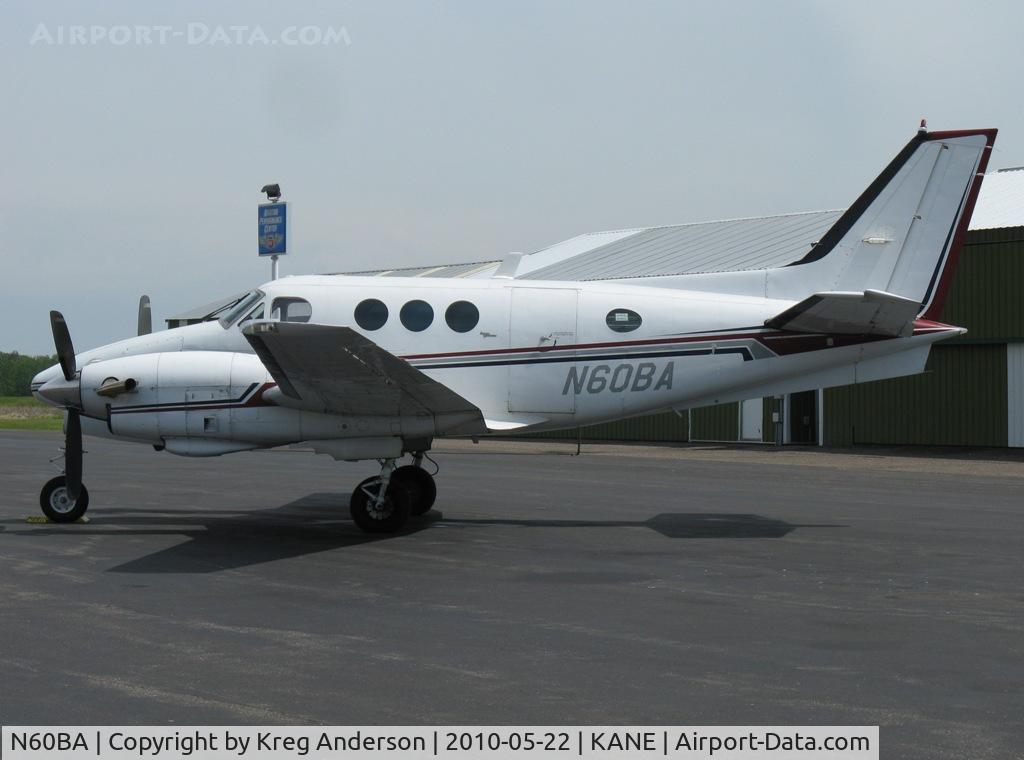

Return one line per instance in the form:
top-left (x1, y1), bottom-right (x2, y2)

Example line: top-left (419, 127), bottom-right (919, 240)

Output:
top-left (540, 168), bottom-right (1024, 448)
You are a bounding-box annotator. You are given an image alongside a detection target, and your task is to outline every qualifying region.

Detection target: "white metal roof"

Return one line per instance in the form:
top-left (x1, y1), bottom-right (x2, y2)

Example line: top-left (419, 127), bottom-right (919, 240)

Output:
top-left (339, 260), bottom-right (500, 279)
top-left (338, 166), bottom-right (1023, 283)
top-left (517, 210), bottom-right (844, 281)
top-left (335, 210), bottom-right (846, 282)
top-left (166, 291), bottom-right (250, 322)
top-left (968, 167), bottom-right (1024, 230)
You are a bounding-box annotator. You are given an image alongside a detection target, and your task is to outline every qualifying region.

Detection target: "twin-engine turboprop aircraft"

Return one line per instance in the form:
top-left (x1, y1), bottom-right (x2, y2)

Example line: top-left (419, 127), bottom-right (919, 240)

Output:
top-left (32, 126), bottom-right (996, 532)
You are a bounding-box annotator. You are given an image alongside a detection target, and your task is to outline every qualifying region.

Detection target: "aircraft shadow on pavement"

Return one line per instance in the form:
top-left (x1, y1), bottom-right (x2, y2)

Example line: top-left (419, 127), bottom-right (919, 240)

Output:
top-left (439, 513), bottom-right (839, 539)
top-left (10, 493), bottom-right (395, 574)
top-left (5, 494), bottom-right (842, 573)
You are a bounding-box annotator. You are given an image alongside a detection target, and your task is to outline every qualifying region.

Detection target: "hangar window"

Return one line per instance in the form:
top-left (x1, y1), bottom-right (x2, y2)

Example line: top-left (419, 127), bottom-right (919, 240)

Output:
top-left (354, 299), bottom-right (388, 331)
top-left (401, 300), bottom-right (434, 332)
top-left (606, 308), bottom-right (642, 333)
top-left (272, 297), bottom-right (312, 323)
top-left (445, 301), bottom-right (479, 333)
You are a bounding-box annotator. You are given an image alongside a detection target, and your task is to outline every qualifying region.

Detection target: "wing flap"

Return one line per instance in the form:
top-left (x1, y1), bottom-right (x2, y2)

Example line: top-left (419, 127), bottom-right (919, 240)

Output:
top-left (242, 321), bottom-right (486, 434)
top-left (765, 289), bottom-right (920, 337)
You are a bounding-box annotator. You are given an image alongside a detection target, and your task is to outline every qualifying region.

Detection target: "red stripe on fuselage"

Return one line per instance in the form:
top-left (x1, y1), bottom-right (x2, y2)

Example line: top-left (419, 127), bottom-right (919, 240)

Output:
top-left (401, 331), bottom-right (774, 361)
top-left (403, 321), bottom-right (958, 363)
top-left (110, 382), bottom-right (276, 415)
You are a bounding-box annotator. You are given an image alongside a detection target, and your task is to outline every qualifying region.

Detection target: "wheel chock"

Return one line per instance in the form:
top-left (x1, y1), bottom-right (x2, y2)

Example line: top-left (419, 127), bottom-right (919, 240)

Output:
top-left (25, 515), bottom-right (90, 524)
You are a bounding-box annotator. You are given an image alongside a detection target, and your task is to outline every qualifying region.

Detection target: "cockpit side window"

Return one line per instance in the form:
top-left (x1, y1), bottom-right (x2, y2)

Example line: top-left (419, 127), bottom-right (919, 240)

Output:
top-left (218, 290), bottom-right (265, 328)
top-left (271, 297), bottom-right (312, 323)
top-left (238, 303), bottom-right (265, 326)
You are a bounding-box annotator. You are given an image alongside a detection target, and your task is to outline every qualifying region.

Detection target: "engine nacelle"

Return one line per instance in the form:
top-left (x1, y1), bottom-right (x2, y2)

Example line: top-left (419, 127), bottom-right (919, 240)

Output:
top-left (79, 351), bottom-right (273, 446)
top-left (75, 349), bottom-right (434, 457)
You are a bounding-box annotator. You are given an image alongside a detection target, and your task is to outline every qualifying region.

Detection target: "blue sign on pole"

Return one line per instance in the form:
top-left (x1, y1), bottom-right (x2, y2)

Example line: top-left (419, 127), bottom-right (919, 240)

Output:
top-left (258, 202), bottom-right (287, 256)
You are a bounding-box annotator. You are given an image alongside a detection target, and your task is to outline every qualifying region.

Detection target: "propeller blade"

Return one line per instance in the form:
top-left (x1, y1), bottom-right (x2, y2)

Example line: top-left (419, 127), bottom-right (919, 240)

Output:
top-left (50, 310), bottom-right (76, 382)
top-left (138, 295), bottom-right (152, 336)
top-left (65, 409), bottom-right (83, 501)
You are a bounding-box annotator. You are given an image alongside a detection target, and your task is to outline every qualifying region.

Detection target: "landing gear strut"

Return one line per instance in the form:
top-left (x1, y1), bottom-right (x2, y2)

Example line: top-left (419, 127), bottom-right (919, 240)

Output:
top-left (349, 453), bottom-right (437, 533)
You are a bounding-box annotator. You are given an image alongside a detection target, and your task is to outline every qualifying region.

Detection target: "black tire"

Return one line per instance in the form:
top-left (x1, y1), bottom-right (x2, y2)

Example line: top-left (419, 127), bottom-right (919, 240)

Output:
top-left (392, 465), bottom-right (437, 516)
top-left (39, 476), bottom-right (89, 523)
top-left (350, 475), bottom-right (412, 533)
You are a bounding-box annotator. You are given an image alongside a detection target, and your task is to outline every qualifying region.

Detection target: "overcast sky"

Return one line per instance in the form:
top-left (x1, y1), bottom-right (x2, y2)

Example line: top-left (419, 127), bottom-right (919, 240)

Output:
top-left (2, 0), bottom-right (1022, 355)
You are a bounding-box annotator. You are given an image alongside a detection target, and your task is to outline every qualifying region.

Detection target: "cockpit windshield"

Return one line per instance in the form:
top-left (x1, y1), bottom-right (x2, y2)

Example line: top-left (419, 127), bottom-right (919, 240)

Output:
top-left (218, 289), bottom-right (265, 328)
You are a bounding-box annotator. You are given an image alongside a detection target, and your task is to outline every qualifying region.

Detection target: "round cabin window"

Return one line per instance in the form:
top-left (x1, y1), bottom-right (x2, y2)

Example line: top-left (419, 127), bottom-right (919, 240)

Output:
top-left (400, 300), bottom-right (434, 332)
top-left (354, 299), bottom-right (388, 330)
top-left (445, 301), bottom-right (480, 333)
top-left (606, 308), bottom-right (642, 333)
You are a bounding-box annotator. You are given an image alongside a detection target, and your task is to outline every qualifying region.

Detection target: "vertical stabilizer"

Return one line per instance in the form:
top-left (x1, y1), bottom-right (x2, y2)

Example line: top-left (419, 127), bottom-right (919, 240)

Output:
top-left (774, 128), bottom-right (996, 319)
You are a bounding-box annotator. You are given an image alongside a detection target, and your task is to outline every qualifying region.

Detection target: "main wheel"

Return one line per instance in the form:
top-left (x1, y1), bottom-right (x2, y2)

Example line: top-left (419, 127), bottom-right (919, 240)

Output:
top-left (350, 475), bottom-right (412, 533)
top-left (392, 465), bottom-right (437, 516)
top-left (39, 476), bottom-right (89, 523)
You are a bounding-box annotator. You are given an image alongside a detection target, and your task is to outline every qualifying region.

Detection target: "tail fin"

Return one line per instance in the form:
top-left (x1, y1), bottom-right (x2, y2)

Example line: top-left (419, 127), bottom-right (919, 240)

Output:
top-left (781, 128), bottom-right (996, 320)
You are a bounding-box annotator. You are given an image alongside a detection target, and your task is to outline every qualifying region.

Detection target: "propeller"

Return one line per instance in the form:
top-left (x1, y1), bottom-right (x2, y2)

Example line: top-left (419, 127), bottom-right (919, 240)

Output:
top-left (46, 310), bottom-right (83, 500)
top-left (137, 295), bottom-right (152, 336)
top-left (50, 310), bottom-right (76, 381)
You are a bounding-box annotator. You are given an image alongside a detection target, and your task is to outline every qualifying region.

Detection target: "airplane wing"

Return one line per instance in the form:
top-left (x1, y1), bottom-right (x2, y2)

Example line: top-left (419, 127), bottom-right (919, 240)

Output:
top-left (242, 321), bottom-right (487, 435)
top-left (764, 289), bottom-right (921, 337)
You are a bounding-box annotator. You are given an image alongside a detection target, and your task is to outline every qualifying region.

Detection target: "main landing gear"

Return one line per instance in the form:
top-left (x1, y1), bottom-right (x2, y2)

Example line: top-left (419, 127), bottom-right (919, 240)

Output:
top-left (349, 453), bottom-right (437, 533)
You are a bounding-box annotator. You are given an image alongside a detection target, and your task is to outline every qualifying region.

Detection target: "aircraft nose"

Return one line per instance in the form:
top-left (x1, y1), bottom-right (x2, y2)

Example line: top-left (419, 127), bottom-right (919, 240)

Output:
top-left (31, 364), bottom-right (58, 395)
top-left (31, 364), bottom-right (74, 406)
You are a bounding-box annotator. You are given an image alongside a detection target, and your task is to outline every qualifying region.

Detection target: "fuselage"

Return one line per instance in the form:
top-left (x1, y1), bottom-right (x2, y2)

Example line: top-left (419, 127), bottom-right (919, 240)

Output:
top-left (32, 275), bottom-right (960, 456)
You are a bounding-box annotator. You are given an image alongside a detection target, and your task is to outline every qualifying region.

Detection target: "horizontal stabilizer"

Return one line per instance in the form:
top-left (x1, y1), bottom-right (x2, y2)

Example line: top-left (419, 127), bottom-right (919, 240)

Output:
top-left (242, 321), bottom-right (486, 435)
top-left (764, 289), bottom-right (921, 337)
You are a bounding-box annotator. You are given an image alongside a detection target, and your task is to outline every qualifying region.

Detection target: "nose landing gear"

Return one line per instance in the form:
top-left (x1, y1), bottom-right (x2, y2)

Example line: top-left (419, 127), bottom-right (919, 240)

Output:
top-left (40, 475), bottom-right (90, 523)
top-left (349, 453), bottom-right (437, 533)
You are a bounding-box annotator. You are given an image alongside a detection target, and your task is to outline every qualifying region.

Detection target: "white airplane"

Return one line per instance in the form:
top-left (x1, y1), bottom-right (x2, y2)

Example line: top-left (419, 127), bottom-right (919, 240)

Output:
top-left (31, 126), bottom-right (996, 532)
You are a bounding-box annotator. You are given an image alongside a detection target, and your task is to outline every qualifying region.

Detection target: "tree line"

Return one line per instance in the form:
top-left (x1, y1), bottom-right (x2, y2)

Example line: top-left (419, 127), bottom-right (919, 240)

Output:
top-left (0, 352), bottom-right (58, 396)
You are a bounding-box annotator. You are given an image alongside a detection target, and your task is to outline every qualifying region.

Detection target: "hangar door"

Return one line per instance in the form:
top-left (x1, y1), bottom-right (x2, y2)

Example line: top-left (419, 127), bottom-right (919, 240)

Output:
top-left (508, 288), bottom-right (578, 413)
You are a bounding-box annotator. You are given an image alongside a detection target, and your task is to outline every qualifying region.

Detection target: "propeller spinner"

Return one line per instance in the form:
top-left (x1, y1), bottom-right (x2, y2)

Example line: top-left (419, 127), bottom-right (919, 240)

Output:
top-left (35, 312), bottom-right (82, 409)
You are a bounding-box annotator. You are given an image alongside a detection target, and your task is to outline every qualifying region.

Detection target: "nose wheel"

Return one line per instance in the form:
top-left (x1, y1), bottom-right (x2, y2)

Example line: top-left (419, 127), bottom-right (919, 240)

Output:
top-left (40, 475), bottom-right (90, 523)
